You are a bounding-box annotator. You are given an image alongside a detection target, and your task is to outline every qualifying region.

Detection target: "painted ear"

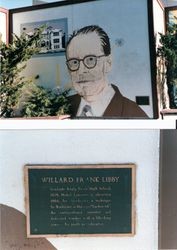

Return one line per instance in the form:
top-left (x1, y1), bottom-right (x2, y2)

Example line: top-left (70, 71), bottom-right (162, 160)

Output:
top-left (104, 55), bottom-right (112, 73)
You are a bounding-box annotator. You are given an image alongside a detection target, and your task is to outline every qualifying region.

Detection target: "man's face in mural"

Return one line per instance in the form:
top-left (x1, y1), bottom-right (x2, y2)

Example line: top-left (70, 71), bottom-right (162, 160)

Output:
top-left (66, 32), bottom-right (112, 101)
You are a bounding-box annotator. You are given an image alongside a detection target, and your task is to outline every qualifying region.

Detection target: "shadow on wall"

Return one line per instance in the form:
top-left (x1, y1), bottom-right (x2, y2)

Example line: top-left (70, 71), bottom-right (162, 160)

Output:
top-left (0, 204), bottom-right (57, 250)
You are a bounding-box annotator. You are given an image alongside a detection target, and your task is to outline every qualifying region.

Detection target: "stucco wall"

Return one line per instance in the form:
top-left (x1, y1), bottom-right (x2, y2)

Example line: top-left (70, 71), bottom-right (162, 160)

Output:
top-left (0, 130), bottom-right (160, 250)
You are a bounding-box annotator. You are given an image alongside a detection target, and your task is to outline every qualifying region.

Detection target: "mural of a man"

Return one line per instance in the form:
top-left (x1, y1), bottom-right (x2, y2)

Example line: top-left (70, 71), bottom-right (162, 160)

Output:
top-left (66, 25), bottom-right (148, 118)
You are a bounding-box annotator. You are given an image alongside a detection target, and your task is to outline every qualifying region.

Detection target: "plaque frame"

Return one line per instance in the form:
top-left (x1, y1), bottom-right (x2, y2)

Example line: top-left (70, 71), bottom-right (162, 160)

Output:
top-left (24, 164), bottom-right (136, 238)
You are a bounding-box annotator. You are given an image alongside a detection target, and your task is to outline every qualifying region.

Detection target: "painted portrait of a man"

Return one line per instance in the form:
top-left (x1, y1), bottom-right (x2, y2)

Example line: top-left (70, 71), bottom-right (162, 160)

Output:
top-left (66, 25), bottom-right (148, 118)
top-left (11, 0), bottom-right (156, 119)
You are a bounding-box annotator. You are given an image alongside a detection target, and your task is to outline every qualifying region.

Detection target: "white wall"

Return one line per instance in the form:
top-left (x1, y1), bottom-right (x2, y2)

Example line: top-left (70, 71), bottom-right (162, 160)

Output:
top-left (153, 0), bottom-right (165, 48)
top-left (0, 10), bottom-right (7, 43)
top-left (0, 130), bottom-right (160, 250)
top-left (153, 0), bottom-right (170, 110)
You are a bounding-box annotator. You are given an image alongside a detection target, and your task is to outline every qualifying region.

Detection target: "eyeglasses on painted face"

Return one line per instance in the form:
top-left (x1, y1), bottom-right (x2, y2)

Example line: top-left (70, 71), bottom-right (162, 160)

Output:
top-left (66, 55), bottom-right (105, 71)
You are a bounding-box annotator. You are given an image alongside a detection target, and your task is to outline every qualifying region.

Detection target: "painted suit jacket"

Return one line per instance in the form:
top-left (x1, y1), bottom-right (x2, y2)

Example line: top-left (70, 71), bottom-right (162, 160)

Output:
top-left (69, 84), bottom-right (148, 118)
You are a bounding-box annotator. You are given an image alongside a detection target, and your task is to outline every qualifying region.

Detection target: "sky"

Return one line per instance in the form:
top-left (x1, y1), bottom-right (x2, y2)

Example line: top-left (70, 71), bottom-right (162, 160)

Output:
top-left (1, 0), bottom-right (177, 9)
top-left (0, 0), bottom-right (32, 9)
top-left (0, 0), bottom-right (61, 9)
top-left (1, 0), bottom-right (177, 10)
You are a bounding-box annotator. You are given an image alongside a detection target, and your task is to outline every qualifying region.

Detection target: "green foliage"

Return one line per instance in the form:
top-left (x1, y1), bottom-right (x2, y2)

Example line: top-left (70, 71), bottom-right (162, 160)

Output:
top-left (0, 26), bottom-right (71, 118)
top-left (157, 23), bottom-right (177, 108)
top-left (21, 86), bottom-right (71, 117)
top-left (0, 28), bottom-right (43, 117)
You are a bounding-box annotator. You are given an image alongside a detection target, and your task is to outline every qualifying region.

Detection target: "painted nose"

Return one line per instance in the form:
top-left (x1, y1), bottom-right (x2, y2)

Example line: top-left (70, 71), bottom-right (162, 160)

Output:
top-left (79, 60), bottom-right (89, 73)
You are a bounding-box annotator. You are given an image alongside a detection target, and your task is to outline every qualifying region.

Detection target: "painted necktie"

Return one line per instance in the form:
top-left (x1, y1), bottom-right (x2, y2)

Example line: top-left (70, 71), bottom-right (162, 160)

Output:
top-left (80, 105), bottom-right (92, 117)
